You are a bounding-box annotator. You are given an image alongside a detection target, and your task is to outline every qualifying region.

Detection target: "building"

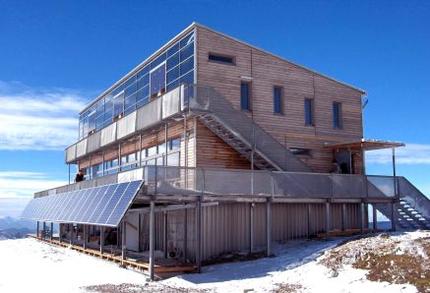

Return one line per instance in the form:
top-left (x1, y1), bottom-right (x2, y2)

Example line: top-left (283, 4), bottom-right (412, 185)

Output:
top-left (21, 23), bottom-right (430, 280)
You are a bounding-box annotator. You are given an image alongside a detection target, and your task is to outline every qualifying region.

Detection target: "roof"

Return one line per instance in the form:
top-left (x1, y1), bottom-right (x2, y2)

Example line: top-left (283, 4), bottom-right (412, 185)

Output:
top-left (80, 22), bottom-right (366, 114)
top-left (324, 139), bottom-right (405, 151)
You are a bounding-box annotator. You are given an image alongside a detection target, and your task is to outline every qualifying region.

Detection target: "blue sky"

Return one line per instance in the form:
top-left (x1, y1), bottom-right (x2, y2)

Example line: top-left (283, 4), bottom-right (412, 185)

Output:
top-left (0, 0), bottom-right (429, 217)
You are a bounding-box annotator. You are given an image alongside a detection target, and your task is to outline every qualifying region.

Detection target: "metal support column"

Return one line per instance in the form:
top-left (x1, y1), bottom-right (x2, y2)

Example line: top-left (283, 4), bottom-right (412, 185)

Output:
top-left (325, 202), bottom-right (331, 236)
top-left (390, 201), bottom-right (396, 232)
top-left (307, 204), bottom-right (311, 238)
top-left (164, 123), bottom-right (168, 166)
top-left (183, 208), bottom-right (188, 262)
top-left (70, 224), bottom-right (74, 245)
top-left (149, 201), bottom-right (155, 281)
top-left (341, 203), bottom-right (346, 231)
top-left (249, 203), bottom-right (254, 253)
top-left (163, 211), bottom-right (168, 259)
top-left (266, 198), bottom-right (272, 257)
top-left (121, 221), bottom-right (126, 263)
top-left (50, 222), bottom-right (53, 240)
top-left (42, 221), bottom-right (46, 239)
top-left (83, 225), bottom-right (87, 249)
top-left (59, 223), bottom-right (62, 243)
top-left (360, 202), bottom-right (366, 233)
top-left (392, 147), bottom-right (398, 196)
top-left (196, 197), bottom-right (202, 273)
top-left (100, 226), bottom-right (104, 254)
top-left (372, 204), bottom-right (378, 232)
top-left (36, 221), bottom-right (40, 238)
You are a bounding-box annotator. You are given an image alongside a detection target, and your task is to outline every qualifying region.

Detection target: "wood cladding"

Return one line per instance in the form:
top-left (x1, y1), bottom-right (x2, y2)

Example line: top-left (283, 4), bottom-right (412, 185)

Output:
top-left (196, 26), bottom-right (364, 173)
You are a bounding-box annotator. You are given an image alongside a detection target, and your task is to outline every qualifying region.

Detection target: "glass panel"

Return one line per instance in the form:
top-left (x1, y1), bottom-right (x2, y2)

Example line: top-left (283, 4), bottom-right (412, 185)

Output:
top-left (180, 57), bottom-right (194, 75)
top-left (167, 152), bottom-right (180, 166)
top-left (180, 70), bottom-right (194, 85)
top-left (167, 42), bottom-right (180, 57)
top-left (167, 66), bottom-right (180, 84)
top-left (151, 53), bottom-right (166, 69)
top-left (167, 52), bottom-right (180, 70)
top-left (305, 98), bottom-right (314, 126)
top-left (180, 32), bottom-right (194, 48)
top-left (273, 86), bottom-right (283, 114)
top-left (147, 145), bottom-right (157, 157)
top-left (113, 92), bottom-right (124, 117)
top-left (150, 64), bottom-right (166, 97)
top-left (179, 43), bottom-right (193, 62)
top-left (240, 82), bottom-right (250, 110)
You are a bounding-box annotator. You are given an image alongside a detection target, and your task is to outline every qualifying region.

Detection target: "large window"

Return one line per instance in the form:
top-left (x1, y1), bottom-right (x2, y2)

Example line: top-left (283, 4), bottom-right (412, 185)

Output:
top-left (240, 81), bottom-right (251, 111)
top-left (304, 98), bottom-right (314, 126)
top-left (78, 31), bottom-right (195, 139)
top-left (273, 86), bottom-right (283, 114)
top-left (332, 102), bottom-right (342, 129)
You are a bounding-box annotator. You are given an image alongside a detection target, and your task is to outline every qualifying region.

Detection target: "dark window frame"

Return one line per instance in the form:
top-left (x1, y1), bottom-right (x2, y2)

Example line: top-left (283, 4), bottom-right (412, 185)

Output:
top-left (273, 86), bottom-right (284, 115)
top-left (332, 101), bottom-right (343, 129)
top-left (240, 81), bottom-right (251, 111)
top-left (208, 52), bottom-right (236, 65)
top-left (304, 98), bottom-right (314, 126)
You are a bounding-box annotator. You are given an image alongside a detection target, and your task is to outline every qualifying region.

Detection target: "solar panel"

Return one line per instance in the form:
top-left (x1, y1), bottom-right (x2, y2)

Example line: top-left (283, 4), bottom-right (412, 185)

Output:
top-left (21, 180), bottom-right (143, 227)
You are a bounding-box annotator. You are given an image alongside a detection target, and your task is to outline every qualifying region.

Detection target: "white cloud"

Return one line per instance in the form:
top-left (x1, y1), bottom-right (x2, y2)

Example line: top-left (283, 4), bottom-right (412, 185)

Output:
top-left (366, 143), bottom-right (430, 165)
top-left (0, 81), bottom-right (88, 150)
top-left (0, 171), bottom-right (67, 200)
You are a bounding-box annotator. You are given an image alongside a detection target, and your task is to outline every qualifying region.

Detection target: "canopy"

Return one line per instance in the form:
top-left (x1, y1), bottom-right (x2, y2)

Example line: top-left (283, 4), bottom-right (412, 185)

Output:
top-left (324, 138), bottom-right (405, 151)
top-left (21, 180), bottom-right (143, 227)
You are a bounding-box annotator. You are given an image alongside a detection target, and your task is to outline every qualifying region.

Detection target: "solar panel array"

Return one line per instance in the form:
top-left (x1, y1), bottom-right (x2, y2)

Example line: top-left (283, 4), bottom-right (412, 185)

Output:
top-left (21, 180), bottom-right (143, 227)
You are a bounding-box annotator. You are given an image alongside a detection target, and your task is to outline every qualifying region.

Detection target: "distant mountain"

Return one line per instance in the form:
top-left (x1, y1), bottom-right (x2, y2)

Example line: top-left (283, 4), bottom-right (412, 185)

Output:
top-left (0, 217), bottom-right (36, 240)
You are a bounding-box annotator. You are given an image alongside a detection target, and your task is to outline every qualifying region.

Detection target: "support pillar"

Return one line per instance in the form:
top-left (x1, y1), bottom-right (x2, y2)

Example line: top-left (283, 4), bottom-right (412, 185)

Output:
top-left (183, 208), bottom-right (188, 262)
top-left (360, 202), bottom-right (366, 234)
top-left (50, 222), bottom-right (53, 240)
top-left (42, 222), bottom-right (46, 239)
top-left (70, 224), bottom-right (74, 245)
top-left (163, 211), bottom-right (168, 259)
top-left (196, 198), bottom-right (202, 273)
top-left (249, 203), bottom-right (254, 253)
top-left (149, 201), bottom-right (155, 281)
top-left (266, 198), bottom-right (272, 257)
top-left (100, 226), bottom-right (104, 254)
top-left (59, 223), bottom-right (62, 243)
top-left (121, 221), bottom-right (126, 263)
top-left (83, 225), bottom-right (87, 249)
top-left (341, 203), bottom-right (347, 231)
top-left (372, 204), bottom-right (378, 232)
top-left (307, 204), bottom-right (312, 238)
top-left (36, 221), bottom-right (40, 238)
top-left (325, 202), bottom-right (331, 237)
top-left (390, 201), bottom-right (396, 231)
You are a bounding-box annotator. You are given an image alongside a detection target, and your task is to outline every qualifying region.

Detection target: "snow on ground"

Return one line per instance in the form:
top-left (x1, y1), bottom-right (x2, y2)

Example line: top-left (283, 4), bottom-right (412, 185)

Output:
top-left (0, 232), bottom-right (428, 293)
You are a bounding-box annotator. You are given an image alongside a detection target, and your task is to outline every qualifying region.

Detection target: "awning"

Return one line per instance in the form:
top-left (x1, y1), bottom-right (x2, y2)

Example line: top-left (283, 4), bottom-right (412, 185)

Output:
top-left (21, 180), bottom-right (143, 227)
top-left (324, 139), bottom-right (405, 151)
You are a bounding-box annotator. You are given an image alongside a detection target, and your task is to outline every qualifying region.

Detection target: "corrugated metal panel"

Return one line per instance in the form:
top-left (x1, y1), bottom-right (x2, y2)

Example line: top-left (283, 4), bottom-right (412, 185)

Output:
top-left (136, 98), bottom-right (162, 130)
top-left (76, 138), bottom-right (88, 158)
top-left (66, 144), bottom-right (77, 163)
top-left (100, 123), bottom-right (117, 146)
top-left (117, 111), bottom-right (137, 140)
top-left (87, 131), bottom-right (101, 153)
top-left (162, 87), bottom-right (181, 119)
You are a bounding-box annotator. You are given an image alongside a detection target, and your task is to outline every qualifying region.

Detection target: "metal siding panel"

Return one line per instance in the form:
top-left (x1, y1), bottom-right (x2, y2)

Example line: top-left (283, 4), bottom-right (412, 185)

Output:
top-left (87, 131), bottom-right (101, 153)
top-left (66, 144), bottom-right (77, 163)
top-left (162, 87), bottom-right (181, 119)
top-left (101, 123), bottom-right (117, 146)
top-left (76, 138), bottom-right (88, 158)
top-left (136, 98), bottom-right (162, 130)
top-left (117, 111), bottom-right (137, 139)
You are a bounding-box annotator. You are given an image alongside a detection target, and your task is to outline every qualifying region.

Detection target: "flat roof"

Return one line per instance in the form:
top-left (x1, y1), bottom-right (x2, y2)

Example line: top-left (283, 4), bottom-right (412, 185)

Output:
top-left (80, 22), bottom-right (366, 114)
top-left (324, 139), bottom-right (405, 151)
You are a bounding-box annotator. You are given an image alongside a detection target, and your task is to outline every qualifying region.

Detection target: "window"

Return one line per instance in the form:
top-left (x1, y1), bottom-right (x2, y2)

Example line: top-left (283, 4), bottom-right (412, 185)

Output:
top-left (332, 102), bottom-right (342, 129)
top-left (150, 63), bottom-right (166, 98)
top-left (289, 147), bottom-right (311, 156)
top-left (208, 53), bottom-right (235, 65)
top-left (240, 81), bottom-right (251, 111)
top-left (273, 86), bottom-right (283, 114)
top-left (304, 98), bottom-right (314, 126)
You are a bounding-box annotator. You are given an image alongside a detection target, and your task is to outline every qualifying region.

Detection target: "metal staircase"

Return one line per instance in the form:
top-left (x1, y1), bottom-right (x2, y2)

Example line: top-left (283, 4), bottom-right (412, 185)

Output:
top-left (372, 177), bottom-right (430, 230)
top-left (187, 85), bottom-right (311, 172)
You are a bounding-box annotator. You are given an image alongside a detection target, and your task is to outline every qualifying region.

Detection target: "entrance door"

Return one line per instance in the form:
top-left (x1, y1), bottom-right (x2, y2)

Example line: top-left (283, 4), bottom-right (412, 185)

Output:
top-left (335, 149), bottom-right (352, 174)
top-left (150, 62), bottom-right (166, 99)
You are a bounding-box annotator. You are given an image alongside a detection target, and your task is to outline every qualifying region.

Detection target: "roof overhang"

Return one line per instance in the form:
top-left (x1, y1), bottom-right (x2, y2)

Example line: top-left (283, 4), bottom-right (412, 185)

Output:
top-left (324, 139), bottom-right (405, 151)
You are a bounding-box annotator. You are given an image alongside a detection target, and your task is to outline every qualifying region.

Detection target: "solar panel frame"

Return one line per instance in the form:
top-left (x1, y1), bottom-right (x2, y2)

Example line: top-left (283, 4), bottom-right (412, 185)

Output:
top-left (21, 180), bottom-right (143, 227)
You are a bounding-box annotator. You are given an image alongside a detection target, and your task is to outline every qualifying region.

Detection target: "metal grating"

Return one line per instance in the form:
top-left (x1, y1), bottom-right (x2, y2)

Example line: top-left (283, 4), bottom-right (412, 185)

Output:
top-left (21, 180), bottom-right (143, 227)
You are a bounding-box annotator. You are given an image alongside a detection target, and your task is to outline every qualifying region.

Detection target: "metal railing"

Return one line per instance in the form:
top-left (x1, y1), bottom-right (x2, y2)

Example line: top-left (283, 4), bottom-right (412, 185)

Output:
top-left (35, 165), bottom-right (400, 200)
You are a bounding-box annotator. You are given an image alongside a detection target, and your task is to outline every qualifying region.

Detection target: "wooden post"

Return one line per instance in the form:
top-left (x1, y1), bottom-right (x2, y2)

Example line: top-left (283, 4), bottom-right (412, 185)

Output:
top-left (307, 204), bottom-right (311, 238)
top-left (390, 201), bottom-right (396, 231)
top-left (100, 226), bottom-right (104, 254)
top-left (163, 211), bottom-right (168, 259)
top-left (325, 202), bottom-right (331, 236)
top-left (372, 204), bottom-right (378, 232)
top-left (266, 198), bottom-right (272, 257)
top-left (249, 203), bottom-right (254, 253)
top-left (196, 198), bottom-right (202, 273)
top-left (149, 201), bottom-right (155, 281)
top-left (36, 221), bottom-right (40, 238)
